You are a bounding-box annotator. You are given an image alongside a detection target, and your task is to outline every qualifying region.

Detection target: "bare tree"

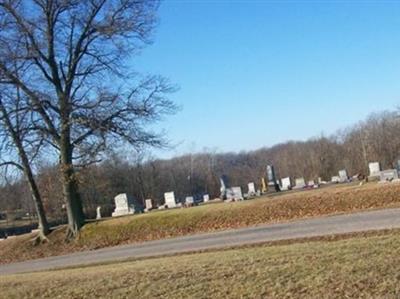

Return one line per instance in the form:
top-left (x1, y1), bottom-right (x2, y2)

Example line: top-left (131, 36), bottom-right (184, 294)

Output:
top-left (0, 0), bottom-right (176, 237)
top-left (0, 90), bottom-right (50, 239)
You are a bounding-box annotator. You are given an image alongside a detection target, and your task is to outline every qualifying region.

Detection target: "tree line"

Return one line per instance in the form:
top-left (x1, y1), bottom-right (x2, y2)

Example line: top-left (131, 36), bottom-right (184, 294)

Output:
top-left (2, 108), bottom-right (400, 222)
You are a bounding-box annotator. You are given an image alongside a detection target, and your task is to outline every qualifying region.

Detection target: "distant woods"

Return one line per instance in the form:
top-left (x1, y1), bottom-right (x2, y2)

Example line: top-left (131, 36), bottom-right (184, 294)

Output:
top-left (1, 109), bottom-right (400, 220)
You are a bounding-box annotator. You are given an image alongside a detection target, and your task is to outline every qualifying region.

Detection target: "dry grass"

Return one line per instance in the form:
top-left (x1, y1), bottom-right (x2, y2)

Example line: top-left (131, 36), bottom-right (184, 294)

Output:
top-left (2, 229), bottom-right (400, 298)
top-left (1, 182), bottom-right (400, 265)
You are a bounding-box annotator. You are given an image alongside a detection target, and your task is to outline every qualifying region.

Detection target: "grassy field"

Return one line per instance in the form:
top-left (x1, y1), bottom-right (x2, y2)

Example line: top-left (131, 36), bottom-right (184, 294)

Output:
top-left (2, 229), bottom-right (400, 298)
top-left (2, 182), bottom-right (400, 264)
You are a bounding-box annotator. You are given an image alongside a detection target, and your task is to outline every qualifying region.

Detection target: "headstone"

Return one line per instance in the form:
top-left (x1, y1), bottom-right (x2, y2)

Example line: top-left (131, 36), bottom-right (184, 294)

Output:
top-left (266, 165), bottom-right (280, 191)
top-left (96, 206), bottom-right (102, 219)
top-left (281, 177), bottom-right (291, 191)
top-left (185, 196), bottom-right (194, 205)
top-left (331, 176), bottom-right (340, 183)
top-left (308, 180), bottom-right (315, 187)
top-left (266, 165), bottom-right (276, 183)
top-left (248, 182), bottom-right (256, 196)
top-left (145, 199), bottom-right (154, 211)
top-left (164, 192), bottom-right (177, 208)
top-left (220, 175), bottom-right (228, 199)
top-left (261, 177), bottom-right (267, 193)
top-left (369, 162), bottom-right (381, 177)
top-left (203, 194), bottom-right (210, 202)
top-left (396, 160), bottom-right (400, 174)
top-left (338, 170), bottom-right (348, 183)
top-left (112, 194), bottom-right (143, 217)
top-left (380, 169), bottom-right (399, 182)
top-left (226, 187), bottom-right (243, 201)
top-left (293, 177), bottom-right (306, 189)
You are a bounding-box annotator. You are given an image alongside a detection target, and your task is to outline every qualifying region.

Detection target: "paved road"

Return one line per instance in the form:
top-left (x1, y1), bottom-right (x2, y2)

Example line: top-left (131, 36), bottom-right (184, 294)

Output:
top-left (2, 208), bottom-right (400, 275)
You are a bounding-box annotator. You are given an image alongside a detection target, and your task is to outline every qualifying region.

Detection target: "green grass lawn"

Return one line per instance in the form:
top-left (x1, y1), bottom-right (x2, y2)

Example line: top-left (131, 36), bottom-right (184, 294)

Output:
top-left (2, 229), bottom-right (400, 298)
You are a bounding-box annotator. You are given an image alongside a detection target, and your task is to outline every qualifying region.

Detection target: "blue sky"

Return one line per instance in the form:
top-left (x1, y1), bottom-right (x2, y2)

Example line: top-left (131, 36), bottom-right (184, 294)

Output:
top-left (132, 1), bottom-right (400, 158)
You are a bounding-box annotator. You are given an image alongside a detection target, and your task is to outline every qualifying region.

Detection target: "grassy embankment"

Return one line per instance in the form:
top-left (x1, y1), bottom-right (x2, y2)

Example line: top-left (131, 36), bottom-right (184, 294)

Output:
top-left (2, 229), bottom-right (400, 298)
top-left (2, 182), bottom-right (400, 264)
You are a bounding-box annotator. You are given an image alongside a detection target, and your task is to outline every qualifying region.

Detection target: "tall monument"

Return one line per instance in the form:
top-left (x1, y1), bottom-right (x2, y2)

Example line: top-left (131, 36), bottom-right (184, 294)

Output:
top-left (266, 165), bottom-right (281, 192)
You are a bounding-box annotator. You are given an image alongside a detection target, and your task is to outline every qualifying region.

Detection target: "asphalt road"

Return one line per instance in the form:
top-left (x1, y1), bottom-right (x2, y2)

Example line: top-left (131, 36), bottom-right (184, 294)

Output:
top-left (2, 207), bottom-right (400, 276)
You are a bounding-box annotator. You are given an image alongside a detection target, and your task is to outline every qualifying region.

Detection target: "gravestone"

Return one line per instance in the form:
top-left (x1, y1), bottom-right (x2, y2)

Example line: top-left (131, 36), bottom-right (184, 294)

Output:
top-left (203, 194), bottom-right (210, 202)
top-left (369, 162), bottom-right (381, 177)
top-left (338, 170), bottom-right (348, 183)
top-left (267, 165), bottom-right (280, 192)
top-left (396, 160), bottom-right (400, 174)
top-left (112, 194), bottom-right (143, 217)
top-left (281, 177), bottom-right (291, 191)
top-left (380, 169), bottom-right (399, 182)
top-left (261, 177), bottom-right (267, 193)
top-left (293, 177), bottom-right (306, 189)
top-left (185, 196), bottom-right (194, 205)
top-left (145, 199), bottom-right (154, 211)
top-left (220, 175), bottom-right (229, 199)
top-left (96, 206), bottom-right (102, 220)
top-left (331, 176), bottom-right (340, 183)
top-left (308, 180), bottom-right (315, 187)
top-left (226, 186), bottom-right (243, 201)
top-left (248, 182), bottom-right (256, 196)
top-left (164, 192), bottom-right (177, 208)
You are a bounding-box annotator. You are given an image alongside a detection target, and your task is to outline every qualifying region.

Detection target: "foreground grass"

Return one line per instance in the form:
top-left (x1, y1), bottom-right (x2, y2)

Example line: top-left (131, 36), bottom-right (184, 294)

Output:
top-left (2, 229), bottom-right (400, 298)
top-left (2, 182), bottom-right (400, 264)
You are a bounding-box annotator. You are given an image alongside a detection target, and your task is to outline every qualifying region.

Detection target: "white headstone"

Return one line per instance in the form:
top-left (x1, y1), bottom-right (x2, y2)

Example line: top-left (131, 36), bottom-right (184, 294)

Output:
top-left (226, 187), bottom-right (243, 201)
top-left (331, 176), bottom-right (340, 183)
top-left (308, 180), bottom-right (315, 187)
top-left (369, 162), bottom-right (381, 177)
top-left (145, 199), bottom-right (153, 211)
top-left (96, 206), bottom-right (102, 219)
top-left (185, 196), bottom-right (194, 205)
top-left (164, 192), bottom-right (176, 208)
top-left (281, 177), bottom-right (291, 191)
top-left (203, 194), bottom-right (210, 202)
top-left (112, 194), bottom-right (143, 217)
top-left (380, 169), bottom-right (399, 182)
top-left (248, 182), bottom-right (256, 195)
top-left (338, 170), bottom-right (348, 183)
top-left (293, 177), bottom-right (306, 189)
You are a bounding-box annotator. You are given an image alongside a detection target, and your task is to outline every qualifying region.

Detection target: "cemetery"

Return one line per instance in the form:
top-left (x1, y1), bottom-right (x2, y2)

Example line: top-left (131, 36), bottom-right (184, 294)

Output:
top-left (3, 179), bottom-right (400, 265)
top-left (0, 1), bottom-right (399, 297)
top-left (104, 160), bottom-right (400, 219)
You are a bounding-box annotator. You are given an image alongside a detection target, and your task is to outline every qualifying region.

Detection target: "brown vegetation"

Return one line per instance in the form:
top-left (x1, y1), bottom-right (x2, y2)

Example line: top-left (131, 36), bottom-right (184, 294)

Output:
top-left (2, 228), bottom-right (400, 298)
top-left (1, 182), bottom-right (400, 265)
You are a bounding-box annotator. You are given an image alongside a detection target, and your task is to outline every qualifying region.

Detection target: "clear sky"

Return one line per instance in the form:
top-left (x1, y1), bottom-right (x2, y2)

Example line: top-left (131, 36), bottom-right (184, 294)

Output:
top-left (132, 0), bottom-right (400, 158)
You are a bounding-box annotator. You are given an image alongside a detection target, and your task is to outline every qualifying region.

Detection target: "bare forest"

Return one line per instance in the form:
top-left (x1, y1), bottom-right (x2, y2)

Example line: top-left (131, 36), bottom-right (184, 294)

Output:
top-left (2, 109), bottom-right (400, 221)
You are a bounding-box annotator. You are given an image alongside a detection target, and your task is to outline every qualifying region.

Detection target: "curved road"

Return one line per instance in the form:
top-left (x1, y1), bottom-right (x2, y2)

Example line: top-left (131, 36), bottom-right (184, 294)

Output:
top-left (2, 207), bottom-right (400, 275)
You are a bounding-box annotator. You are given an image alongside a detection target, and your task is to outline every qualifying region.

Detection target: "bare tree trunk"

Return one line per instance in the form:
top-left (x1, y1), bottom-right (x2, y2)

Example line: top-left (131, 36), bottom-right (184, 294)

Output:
top-left (21, 152), bottom-right (50, 238)
top-left (60, 143), bottom-right (85, 238)
top-left (0, 99), bottom-right (50, 239)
